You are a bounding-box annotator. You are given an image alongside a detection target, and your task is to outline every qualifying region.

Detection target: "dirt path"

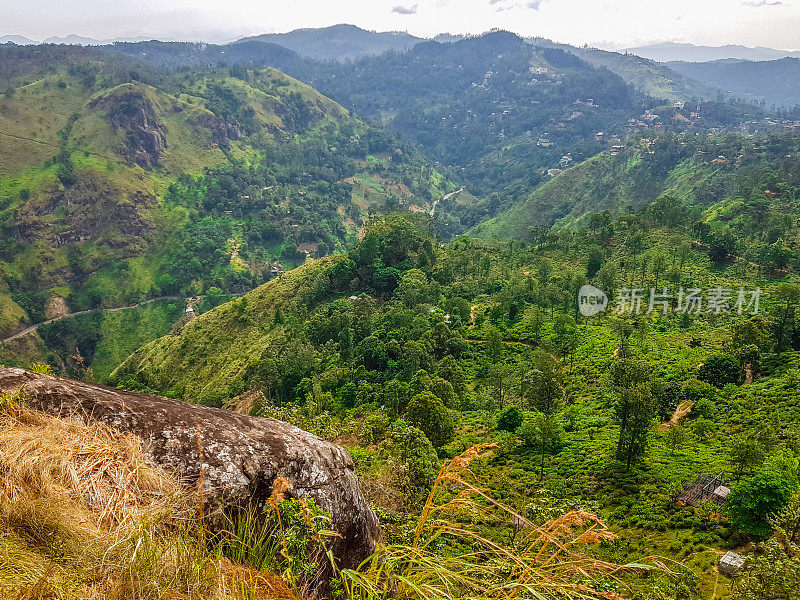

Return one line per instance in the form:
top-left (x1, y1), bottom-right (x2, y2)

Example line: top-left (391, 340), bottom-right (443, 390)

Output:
top-left (469, 305), bottom-right (477, 329)
top-left (430, 187), bottom-right (465, 217)
top-left (659, 401), bottom-right (693, 432)
top-left (0, 296), bottom-right (187, 345)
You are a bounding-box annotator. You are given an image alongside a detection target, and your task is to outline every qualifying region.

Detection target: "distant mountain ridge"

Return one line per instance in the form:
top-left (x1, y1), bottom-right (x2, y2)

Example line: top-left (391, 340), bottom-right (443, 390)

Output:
top-left (669, 57), bottom-right (800, 107)
top-left (238, 24), bottom-right (423, 61)
top-left (625, 41), bottom-right (800, 63)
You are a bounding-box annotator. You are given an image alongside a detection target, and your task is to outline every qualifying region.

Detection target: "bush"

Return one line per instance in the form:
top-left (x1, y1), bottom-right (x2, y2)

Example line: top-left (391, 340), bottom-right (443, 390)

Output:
top-left (360, 413), bottom-right (390, 446)
top-left (496, 406), bottom-right (523, 432)
top-left (726, 472), bottom-right (795, 538)
top-left (699, 355), bottom-right (743, 388)
top-left (388, 420), bottom-right (439, 503)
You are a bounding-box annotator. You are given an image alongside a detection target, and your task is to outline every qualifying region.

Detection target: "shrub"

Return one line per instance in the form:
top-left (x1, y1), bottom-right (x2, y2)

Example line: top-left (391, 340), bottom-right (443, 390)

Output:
top-left (699, 355), bottom-right (743, 388)
top-left (496, 406), bottom-right (523, 432)
top-left (726, 472), bottom-right (795, 538)
top-left (387, 420), bottom-right (439, 503)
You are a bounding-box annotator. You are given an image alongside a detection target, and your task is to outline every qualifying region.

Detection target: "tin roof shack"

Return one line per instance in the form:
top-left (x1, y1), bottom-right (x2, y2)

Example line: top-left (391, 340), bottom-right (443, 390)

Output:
top-left (719, 551), bottom-right (745, 575)
top-left (679, 473), bottom-right (730, 508)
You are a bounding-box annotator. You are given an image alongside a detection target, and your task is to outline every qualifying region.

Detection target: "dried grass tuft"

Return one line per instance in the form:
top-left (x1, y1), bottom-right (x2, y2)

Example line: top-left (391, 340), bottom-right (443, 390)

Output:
top-left (0, 400), bottom-right (182, 528)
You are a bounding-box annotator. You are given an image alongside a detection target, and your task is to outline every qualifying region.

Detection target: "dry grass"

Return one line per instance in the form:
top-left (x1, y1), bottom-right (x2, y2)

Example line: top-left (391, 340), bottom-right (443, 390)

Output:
top-left (0, 399), bottom-right (181, 528)
top-left (340, 444), bottom-right (674, 600)
top-left (0, 390), bottom-right (304, 600)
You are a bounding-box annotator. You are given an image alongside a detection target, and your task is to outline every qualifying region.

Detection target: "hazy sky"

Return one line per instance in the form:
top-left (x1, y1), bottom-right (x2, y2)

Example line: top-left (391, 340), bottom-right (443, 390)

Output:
top-left (4, 0), bottom-right (800, 49)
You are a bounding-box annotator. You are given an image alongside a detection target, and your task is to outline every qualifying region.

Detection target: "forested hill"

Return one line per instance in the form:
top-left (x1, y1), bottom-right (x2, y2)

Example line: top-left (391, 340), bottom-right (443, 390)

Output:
top-left (0, 45), bottom-right (467, 372)
top-left (287, 31), bottom-right (650, 221)
top-left (669, 58), bottom-right (800, 108)
top-left (475, 131), bottom-right (800, 247)
top-left (110, 211), bottom-right (800, 598)
top-left (237, 24), bottom-right (424, 61)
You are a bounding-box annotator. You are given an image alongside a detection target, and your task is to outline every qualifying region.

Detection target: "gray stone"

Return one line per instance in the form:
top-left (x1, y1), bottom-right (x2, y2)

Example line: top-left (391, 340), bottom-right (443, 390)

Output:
top-left (0, 368), bottom-right (380, 575)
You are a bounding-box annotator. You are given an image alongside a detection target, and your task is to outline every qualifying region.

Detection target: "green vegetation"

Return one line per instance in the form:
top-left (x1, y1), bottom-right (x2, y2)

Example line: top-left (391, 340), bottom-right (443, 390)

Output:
top-left (109, 206), bottom-right (800, 597)
top-left (0, 46), bottom-right (463, 378)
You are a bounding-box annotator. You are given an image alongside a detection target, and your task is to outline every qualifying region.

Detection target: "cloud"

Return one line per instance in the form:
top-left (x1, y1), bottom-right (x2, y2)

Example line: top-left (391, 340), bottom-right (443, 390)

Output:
top-left (742, 0), bottom-right (786, 6)
top-left (527, 0), bottom-right (544, 9)
top-left (391, 3), bottom-right (418, 14)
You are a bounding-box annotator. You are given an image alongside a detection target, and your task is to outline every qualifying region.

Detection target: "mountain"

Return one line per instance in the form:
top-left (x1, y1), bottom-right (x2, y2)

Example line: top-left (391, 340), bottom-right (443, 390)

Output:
top-left (669, 58), bottom-right (800, 107)
top-left (0, 45), bottom-right (464, 374)
top-left (0, 35), bottom-right (36, 45)
top-left (527, 39), bottom-right (712, 102)
top-left (105, 39), bottom-right (306, 71)
top-left (475, 130), bottom-right (800, 239)
top-left (42, 34), bottom-right (104, 45)
top-left (285, 31), bottom-right (652, 223)
top-left (625, 41), bottom-right (800, 63)
top-left (238, 24), bottom-right (423, 61)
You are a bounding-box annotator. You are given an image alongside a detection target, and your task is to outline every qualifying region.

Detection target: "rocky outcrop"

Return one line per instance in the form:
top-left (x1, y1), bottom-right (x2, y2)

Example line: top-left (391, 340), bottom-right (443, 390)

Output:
top-left (0, 368), bottom-right (380, 573)
top-left (91, 87), bottom-right (167, 168)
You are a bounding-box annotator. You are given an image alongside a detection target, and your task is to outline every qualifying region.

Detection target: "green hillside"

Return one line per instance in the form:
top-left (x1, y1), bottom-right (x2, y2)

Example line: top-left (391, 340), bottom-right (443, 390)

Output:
top-left (475, 131), bottom-right (800, 240)
top-left (0, 45), bottom-right (465, 376)
top-left (110, 211), bottom-right (800, 598)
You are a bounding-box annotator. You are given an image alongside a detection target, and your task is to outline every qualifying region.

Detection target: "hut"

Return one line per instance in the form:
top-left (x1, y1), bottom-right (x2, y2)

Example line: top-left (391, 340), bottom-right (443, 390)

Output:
top-left (678, 473), bottom-right (730, 508)
top-left (719, 551), bottom-right (745, 575)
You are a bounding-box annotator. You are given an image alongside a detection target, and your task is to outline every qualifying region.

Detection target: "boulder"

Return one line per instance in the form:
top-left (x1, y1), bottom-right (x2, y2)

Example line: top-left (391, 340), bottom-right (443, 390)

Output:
top-left (0, 367), bottom-right (380, 573)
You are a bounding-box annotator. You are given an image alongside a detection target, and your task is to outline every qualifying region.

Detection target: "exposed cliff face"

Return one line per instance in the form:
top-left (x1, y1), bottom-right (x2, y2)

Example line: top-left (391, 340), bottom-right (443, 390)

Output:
top-left (15, 174), bottom-right (156, 246)
top-left (0, 368), bottom-right (381, 577)
top-left (91, 86), bottom-right (167, 168)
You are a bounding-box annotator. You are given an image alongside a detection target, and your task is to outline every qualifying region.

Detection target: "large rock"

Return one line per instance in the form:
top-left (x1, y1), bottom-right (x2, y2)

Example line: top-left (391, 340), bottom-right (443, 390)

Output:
top-left (0, 368), bottom-right (380, 573)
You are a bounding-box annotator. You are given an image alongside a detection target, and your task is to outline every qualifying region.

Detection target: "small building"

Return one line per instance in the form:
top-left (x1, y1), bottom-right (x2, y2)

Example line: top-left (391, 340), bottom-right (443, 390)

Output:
top-left (185, 306), bottom-right (195, 318)
top-left (547, 168), bottom-right (563, 177)
top-left (679, 473), bottom-right (730, 508)
top-left (270, 264), bottom-right (286, 277)
top-left (719, 551), bottom-right (745, 575)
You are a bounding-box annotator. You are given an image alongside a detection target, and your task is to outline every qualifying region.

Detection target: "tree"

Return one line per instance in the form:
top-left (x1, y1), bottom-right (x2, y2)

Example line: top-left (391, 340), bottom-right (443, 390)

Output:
top-left (772, 489), bottom-right (800, 543)
top-left (521, 368), bottom-right (562, 415)
top-left (726, 472), bottom-right (794, 538)
top-left (517, 413), bottom-right (563, 477)
top-left (388, 420), bottom-right (439, 504)
top-left (405, 391), bottom-right (455, 448)
top-left (485, 326), bottom-right (504, 364)
top-left (698, 355), bottom-right (743, 388)
top-left (729, 427), bottom-right (775, 481)
top-left (615, 383), bottom-right (656, 470)
top-left (664, 424), bottom-right (689, 455)
top-left (496, 406), bottom-right (523, 432)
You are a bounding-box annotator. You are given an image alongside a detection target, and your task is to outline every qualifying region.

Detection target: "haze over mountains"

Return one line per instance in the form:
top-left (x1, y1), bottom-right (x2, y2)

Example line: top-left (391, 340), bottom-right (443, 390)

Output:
top-left (623, 41), bottom-right (800, 63)
top-left (6, 24), bottom-right (800, 108)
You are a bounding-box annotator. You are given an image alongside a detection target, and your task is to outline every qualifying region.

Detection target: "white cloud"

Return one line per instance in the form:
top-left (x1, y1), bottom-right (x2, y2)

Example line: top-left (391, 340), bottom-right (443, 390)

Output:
top-left (392, 4), bottom-right (418, 14)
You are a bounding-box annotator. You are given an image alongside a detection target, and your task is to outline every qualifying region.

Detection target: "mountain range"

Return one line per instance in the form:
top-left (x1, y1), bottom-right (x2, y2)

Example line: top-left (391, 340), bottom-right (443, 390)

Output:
top-left (623, 41), bottom-right (800, 63)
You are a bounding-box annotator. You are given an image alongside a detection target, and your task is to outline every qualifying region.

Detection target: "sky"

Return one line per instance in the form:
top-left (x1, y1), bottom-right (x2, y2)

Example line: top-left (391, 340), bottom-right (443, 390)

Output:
top-left (3, 0), bottom-right (800, 50)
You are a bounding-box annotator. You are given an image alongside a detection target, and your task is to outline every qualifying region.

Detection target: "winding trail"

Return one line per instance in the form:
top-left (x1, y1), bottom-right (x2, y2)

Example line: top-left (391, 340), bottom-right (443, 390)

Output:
top-left (430, 187), bottom-right (465, 217)
top-left (0, 296), bottom-right (184, 345)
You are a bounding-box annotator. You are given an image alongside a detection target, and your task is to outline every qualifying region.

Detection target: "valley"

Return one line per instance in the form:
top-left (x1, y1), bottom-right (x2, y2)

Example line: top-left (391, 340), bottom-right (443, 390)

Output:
top-left (1, 22), bottom-right (800, 600)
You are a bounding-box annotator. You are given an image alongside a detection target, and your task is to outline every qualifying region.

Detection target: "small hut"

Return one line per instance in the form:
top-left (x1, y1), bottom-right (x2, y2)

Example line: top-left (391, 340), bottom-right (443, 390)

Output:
top-left (719, 551), bottom-right (745, 575)
top-left (678, 473), bottom-right (730, 508)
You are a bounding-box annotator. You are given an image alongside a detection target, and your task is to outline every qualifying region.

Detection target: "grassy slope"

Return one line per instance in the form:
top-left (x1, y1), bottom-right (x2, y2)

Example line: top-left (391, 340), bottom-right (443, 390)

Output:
top-left (105, 222), bottom-right (800, 598)
top-left (0, 51), bottom-right (460, 374)
top-left (111, 256), bottom-right (343, 398)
